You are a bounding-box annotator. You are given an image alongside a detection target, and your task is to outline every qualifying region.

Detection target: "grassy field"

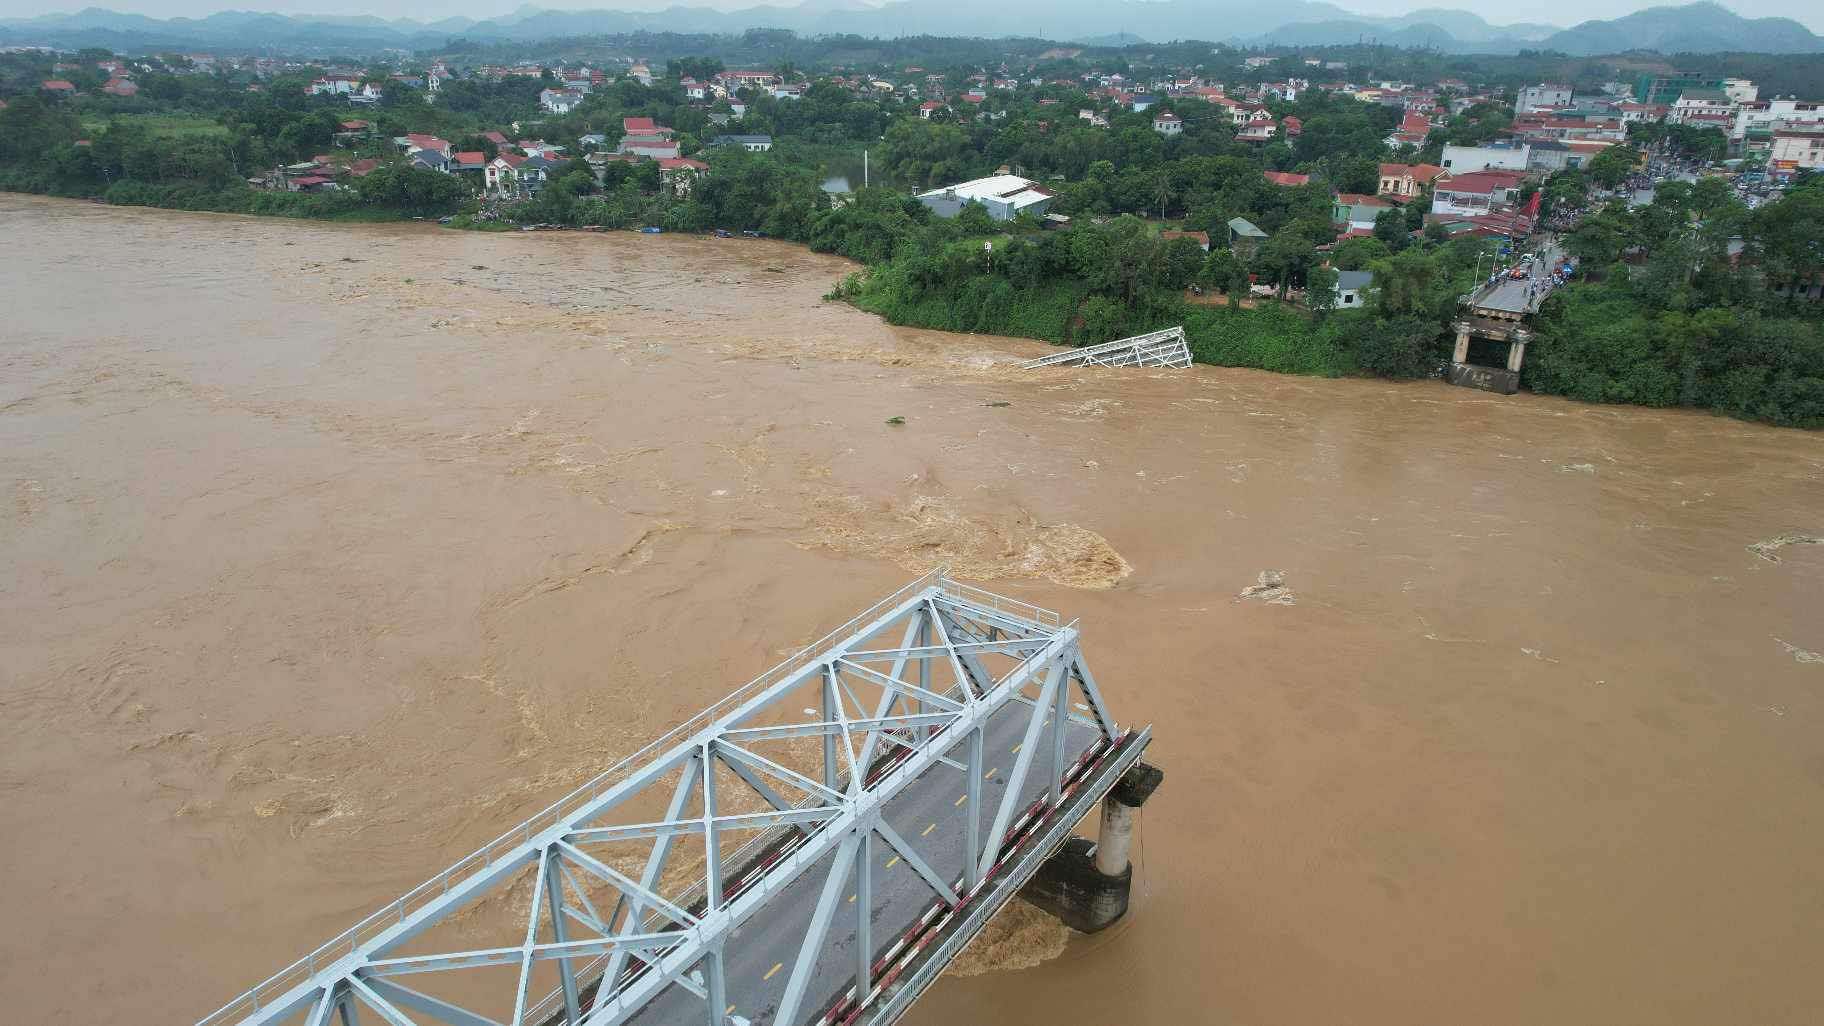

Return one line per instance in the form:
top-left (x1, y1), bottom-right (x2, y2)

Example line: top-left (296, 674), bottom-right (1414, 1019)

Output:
top-left (79, 113), bottom-right (230, 139)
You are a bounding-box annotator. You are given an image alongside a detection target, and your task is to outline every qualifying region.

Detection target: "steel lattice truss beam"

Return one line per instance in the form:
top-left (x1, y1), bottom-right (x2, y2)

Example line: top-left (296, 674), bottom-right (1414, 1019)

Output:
top-left (1018, 326), bottom-right (1191, 370)
top-left (201, 573), bottom-right (1123, 1026)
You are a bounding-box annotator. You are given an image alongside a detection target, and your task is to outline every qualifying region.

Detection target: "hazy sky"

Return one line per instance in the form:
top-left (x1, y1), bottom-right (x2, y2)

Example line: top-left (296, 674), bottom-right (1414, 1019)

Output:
top-left (2, 0), bottom-right (1820, 33)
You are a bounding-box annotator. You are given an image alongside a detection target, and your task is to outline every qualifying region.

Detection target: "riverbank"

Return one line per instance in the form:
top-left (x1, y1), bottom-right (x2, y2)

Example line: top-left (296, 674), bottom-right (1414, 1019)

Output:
top-left (0, 175), bottom-right (412, 221)
top-left (13, 178), bottom-right (1821, 429)
top-left (840, 265), bottom-right (1364, 378)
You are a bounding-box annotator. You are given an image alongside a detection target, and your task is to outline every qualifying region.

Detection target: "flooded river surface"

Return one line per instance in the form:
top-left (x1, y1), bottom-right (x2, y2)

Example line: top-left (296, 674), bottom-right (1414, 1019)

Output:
top-left (4, 194), bottom-right (1824, 1025)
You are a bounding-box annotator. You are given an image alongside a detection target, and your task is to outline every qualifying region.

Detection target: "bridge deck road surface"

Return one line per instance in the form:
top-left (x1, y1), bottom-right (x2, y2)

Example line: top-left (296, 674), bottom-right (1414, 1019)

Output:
top-left (624, 700), bottom-right (1102, 1026)
top-left (1472, 245), bottom-right (1565, 316)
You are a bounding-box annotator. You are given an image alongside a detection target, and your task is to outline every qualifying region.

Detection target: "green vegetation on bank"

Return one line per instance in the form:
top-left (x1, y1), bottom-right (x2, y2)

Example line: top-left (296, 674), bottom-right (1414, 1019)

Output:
top-left (1530, 177), bottom-right (1824, 427)
top-left (822, 196), bottom-right (1501, 380)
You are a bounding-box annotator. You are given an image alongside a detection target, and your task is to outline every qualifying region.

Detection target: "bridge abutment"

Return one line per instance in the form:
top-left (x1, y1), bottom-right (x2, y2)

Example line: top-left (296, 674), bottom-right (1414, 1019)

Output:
top-left (1022, 761), bottom-right (1164, 933)
top-left (1449, 318), bottom-right (1530, 395)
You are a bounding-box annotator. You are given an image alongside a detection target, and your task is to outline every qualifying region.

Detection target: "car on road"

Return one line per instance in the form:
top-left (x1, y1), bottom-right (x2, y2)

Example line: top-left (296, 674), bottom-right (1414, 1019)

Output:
top-left (640, 226), bottom-right (663, 234)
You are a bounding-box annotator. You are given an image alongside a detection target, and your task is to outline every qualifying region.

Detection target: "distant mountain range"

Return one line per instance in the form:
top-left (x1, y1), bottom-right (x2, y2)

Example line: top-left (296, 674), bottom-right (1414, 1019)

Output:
top-left (1537, 2), bottom-right (1824, 54)
top-left (1253, 3), bottom-right (1820, 53)
top-left (1252, 8), bottom-right (1561, 51)
top-left (0, 0), bottom-right (1819, 56)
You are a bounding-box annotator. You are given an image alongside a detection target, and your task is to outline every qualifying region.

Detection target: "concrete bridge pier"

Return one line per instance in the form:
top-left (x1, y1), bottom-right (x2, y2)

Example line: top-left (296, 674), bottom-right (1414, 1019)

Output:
top-left (1021, 761), bottom-right (1164, 933)
top-left (1506, 338), bottom-right (1528, 373)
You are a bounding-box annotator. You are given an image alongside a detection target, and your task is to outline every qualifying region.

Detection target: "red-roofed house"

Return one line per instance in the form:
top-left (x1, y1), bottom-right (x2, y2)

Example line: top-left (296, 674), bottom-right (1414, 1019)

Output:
top-left (450, 151), bottom-right (487, 172)
top-left (1385, 111), bottom-right (1432, 148)
top-left (657, 157), bottom-right (710, 196)
top-left (1431, 170), bottom-right (1526, 216)
top-left (399, 134), bottom-right (452, 157)
top-left (619, 134), bottom-right (679, 160)
top-left (485, 152), bottom-right (526, 195)
top-left (101, 77), bottom-right (138, 97)
top-left (918, 101), bottom-right (946, 119)
top-left (41, 80), bottom-right (76, 96)
top-left (1377, 162), bottom-right (1444, 199)
top-left (1263, 170), bottom-right (1310, 187)
top-left (482, 131), bottom-right (509, 147)
top-left (349, 158), bottom-right (381, 178)
top-left (622, 117), bottom-right (674, 138)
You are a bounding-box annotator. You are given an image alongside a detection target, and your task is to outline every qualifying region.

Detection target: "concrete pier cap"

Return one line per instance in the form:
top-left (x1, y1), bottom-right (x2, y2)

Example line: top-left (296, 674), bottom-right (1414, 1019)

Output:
top-left (1021, 762), bottom-right (1164, 933)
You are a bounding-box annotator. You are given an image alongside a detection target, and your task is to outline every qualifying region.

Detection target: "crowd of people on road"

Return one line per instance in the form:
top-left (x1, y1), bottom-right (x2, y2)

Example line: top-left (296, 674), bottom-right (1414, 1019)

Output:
top-left (1544, 203), bottom-right (1587, 233)
top-left (1476, 244), bottom-right (1573, 310)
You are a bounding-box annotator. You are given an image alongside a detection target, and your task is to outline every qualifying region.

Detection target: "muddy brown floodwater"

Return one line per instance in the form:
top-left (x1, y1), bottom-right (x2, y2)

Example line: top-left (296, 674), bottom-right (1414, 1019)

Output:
top-left (4, 194), bottom-right (1824, 1025)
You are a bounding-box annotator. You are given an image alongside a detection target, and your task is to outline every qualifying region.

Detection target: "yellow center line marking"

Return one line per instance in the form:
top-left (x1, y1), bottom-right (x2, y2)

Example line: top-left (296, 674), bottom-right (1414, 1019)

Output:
top-left (955, 794), bottom-right (967, 806)
top-left (984, 767), bottom-right (998, 780)
top-left (885, 855), bottom-right (900, 869)
top-left (1011, 742), bottom-right (1023, 754)
top-left (921, 822), bottom-right (936, 836)
top-left (764, 962), bottom-right (783, 981)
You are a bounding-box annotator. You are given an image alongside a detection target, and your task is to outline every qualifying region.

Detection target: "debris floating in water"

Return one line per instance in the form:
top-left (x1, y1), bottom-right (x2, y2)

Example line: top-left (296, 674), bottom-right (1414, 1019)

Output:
top-left (1238, 569), bottom-right (1295, 605)
top-left (1775, 638), bottom-right (1823, 665)
top-left (1748, 533), bottom-right (1822, 563)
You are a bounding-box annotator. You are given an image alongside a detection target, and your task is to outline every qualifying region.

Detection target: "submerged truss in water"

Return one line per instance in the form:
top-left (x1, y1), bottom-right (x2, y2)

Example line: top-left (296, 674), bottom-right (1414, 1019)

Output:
top-left (1018, 326), bottom-right (1191, 370)
top-left (197, 569), bottom-right (1149, 1026)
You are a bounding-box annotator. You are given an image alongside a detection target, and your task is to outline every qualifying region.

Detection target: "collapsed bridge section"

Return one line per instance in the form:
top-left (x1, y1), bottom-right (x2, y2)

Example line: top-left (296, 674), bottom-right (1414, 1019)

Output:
top-left (1020, 326), bottom-right (1192, 370)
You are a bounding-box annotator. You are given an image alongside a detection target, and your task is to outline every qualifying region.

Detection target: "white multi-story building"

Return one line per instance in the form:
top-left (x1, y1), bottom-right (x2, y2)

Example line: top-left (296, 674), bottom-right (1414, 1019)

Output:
top-left (1732, 98), bottom-right (1824, 142)
top-left (1669, 89), bottom-right (1734, 125)
top-left (1770, 126), bottom-right (1824, 169)
top-left (539, 88), bottom-right (584, 114)
top-left (1515, 83), bottom-right (1572, 113)
top-left (307, 75), bottom-right (358, 96)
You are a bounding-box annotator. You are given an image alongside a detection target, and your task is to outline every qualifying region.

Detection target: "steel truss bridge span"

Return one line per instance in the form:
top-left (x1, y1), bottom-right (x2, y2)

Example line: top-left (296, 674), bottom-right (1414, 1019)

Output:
top-left (198, 570), bottom-right (1151, 1026)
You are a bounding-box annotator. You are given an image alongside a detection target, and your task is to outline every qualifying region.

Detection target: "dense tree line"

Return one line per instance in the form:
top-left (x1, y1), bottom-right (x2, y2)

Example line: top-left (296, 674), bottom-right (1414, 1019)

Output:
top-left (1528, 176), bottom-right (1824, 427)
